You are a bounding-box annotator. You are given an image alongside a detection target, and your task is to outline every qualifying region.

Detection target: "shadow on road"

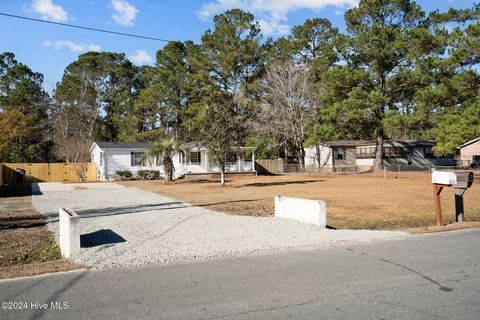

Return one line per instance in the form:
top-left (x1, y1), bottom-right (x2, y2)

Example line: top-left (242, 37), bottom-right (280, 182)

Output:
top-left (29, 270), bottom-right (88, 320)
top-left (43, 202), bottom-right (188, 222)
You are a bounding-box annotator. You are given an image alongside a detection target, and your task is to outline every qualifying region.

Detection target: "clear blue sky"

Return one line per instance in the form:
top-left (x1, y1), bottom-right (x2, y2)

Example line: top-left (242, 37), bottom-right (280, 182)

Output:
top-left (0, 0), bottom-right (475, 91)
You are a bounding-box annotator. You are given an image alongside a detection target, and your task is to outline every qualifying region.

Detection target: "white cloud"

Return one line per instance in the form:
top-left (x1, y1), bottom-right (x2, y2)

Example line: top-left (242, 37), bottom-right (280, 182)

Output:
top-left (128, 50), bottom-right (153, 65)
top-left (257, 18), bottom-right (290, 36)
top-left (111, 0), bottom-right (138, 26)
top-left (31, 0), bottom-right (68, 22)
top-left (198, 0), bottom-right (358, 35)
top-left (43, 40), bottom-right (101, 53)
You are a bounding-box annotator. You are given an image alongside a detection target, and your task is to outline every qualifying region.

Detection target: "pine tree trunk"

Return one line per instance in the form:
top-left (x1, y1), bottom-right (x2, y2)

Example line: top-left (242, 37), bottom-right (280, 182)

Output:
top-left (375, 128), bottom-right (384, 169)
top-left (220, 170), bottom-right (225, 186)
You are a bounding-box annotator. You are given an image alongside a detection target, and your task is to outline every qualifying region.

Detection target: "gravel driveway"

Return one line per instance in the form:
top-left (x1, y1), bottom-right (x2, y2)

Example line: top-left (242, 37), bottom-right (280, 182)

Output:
top-left (32, 182), bottom-right (409, 269)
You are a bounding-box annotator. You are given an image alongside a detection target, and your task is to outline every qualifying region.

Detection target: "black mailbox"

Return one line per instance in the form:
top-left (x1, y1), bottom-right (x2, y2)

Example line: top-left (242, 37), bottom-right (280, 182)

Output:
top-left (452, 172), bottom-right (474, 189)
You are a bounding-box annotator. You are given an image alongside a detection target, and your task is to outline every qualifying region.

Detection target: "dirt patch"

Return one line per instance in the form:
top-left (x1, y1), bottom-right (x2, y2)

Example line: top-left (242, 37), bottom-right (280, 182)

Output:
top-left (0, 184), bottom-right (83, 279)
top-left (122, 173), bottom-right (480, 231)
top-left (0, 260), bottom-right (84, 280)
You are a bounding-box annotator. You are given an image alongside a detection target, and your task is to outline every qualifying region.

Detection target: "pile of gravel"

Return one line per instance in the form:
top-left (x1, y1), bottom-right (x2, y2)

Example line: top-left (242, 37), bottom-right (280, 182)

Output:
top-left (32, 182), bottom-right (409, 269)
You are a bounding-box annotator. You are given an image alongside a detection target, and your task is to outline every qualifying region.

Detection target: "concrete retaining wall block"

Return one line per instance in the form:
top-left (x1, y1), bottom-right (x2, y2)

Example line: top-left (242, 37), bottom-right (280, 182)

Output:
top-left (59, 208), bottom-right (80, 258)
top-left (274, 196), bottom-right (326, 227)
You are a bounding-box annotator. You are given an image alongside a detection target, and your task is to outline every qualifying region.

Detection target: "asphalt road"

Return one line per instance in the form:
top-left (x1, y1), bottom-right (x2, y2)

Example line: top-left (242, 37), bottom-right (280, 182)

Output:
top-left (1, 229), bottom-right (479, 320)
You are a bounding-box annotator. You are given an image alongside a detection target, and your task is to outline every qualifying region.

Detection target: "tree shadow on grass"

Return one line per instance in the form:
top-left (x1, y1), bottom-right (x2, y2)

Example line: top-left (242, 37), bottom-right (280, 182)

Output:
top-left (0, 220), bottom-right (46, 230)
top-left (0, 183), bottom-right (38, 198)
top-left (81, 229), bottom-right (126, 248)
top-left (197, 198), bottom-right (269, 207)
top-left (243, 180), bottom-right (325, 187)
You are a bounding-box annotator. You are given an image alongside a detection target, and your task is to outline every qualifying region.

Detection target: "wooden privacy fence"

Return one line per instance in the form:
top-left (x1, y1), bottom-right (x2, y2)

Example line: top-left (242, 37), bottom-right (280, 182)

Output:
top-left (1, 163), bottom-right (96, 184)
top-left (255, 159), bottom-right (285, 174)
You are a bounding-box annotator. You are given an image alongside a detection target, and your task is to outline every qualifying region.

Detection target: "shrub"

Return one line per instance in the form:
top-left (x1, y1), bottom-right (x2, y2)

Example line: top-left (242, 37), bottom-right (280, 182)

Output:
top-left (147, 170), bottom-right (160, 180)
top-left (136, 170), bottom-right (160, 180)
top-left (116, 170), bottom-right (133, 179)
top-left (137, 170), bottom-right (148, 179)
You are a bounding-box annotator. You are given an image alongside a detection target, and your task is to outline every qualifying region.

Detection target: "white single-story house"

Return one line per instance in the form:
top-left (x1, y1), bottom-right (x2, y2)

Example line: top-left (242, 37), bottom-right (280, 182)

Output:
top-left (458, 136), bottom-right (480, 167)
top-left (90, 141), bottom-right (257, 181)
top-left (304, 140), bottom-right (454, 173)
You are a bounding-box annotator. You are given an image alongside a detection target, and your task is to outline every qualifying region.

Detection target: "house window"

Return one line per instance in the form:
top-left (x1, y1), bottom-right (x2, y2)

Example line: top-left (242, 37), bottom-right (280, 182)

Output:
top-left (99, 152), bottom-right (103, 166)
top-left (131, 152), bottom-right (144, 166)
top-left (335, 148), bottom-right (346, 160)
top-left (356, 147), bottom-right (376, 159)
top-left (384, 147), bottom-right (407, 159)
top-left (227, 152), bottom-right (237, 163)
top-left (189, 151), bottom-right (201, 164)
top-left (424, 148), bottom-right (434, 159)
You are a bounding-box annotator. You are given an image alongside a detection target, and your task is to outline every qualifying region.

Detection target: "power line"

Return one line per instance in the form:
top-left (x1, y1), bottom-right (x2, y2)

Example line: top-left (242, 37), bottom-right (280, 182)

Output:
top-left (0, 12), bottom-right (172, 43)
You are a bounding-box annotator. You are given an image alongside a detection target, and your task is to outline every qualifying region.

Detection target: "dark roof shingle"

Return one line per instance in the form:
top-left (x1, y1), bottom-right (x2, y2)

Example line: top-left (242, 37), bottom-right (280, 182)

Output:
top-left (95, 141), bottom-right (152, 149)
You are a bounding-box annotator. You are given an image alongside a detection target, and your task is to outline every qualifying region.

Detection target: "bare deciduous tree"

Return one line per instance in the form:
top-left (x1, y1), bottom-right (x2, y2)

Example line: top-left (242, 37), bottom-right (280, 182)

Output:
top-left (53, 71), bottom-right (100, 180)
top-left (256, 60), bottom-right (318, 164)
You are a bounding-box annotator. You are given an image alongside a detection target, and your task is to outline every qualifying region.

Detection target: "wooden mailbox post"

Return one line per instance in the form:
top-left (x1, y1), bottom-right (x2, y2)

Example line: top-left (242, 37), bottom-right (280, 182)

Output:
top-left (431, 171), bottom-right (474, 227)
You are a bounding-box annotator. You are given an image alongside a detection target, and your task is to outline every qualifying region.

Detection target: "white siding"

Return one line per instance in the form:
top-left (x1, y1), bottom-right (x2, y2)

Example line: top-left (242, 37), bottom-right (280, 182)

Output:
top-left (304, 145), bottom-right (333, 169)
top-left (105, 150), bottom-right (134, 180)
top-left (184, 151), bottom-right (209, 174)
top-left (92, 144), bottom-right (255, 181)
top-left (356, 158), bottom-right (374, 166)
top-left (171, 153), bottom-right (184, 178)
top-left (90, 143), bottom-right (106, 181)
top-left (460, 139), bottom-right (480, 164)
top-left (102, 149), bottom-right (185, 180)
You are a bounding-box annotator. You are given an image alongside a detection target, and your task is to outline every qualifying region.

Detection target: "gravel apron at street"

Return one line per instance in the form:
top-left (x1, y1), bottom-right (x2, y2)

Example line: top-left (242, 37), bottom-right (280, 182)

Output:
top-left (32, 182), bottom-right (409, 269)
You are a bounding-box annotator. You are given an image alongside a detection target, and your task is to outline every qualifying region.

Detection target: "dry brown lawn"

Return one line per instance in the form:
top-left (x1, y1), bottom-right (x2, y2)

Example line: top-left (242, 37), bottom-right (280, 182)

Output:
top-left (0, 184), bottom-right (82, 279)
top-left (123, 172), bottom-right (480, 231)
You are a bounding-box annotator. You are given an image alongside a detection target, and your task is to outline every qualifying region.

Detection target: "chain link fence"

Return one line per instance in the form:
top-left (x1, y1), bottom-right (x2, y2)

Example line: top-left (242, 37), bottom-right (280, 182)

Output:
top-left (256, 159), bottom-right (480, 178)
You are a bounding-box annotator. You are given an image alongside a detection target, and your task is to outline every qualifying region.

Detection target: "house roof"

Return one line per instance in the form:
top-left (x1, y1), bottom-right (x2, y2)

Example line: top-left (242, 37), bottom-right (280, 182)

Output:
top-left (321, 140), bottom-right (375, 147)
top-left (185, 142), bottom-right (206, 151)
top-left (95, 141), bottom-right (152, 149)
top-left (384, 140), bottom-right (435, 148)
top-left (184, 142), bottom-right (256, 151)
top-left (458, 136), bottom-right (480, 149)
top-left (93, 141), bottom-right (257, 151)
top-left (319, 140), bottom-right (435, 148)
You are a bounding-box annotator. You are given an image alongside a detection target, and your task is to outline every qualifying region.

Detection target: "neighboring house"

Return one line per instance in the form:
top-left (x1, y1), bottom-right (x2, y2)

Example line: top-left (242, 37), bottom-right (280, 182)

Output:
top-left (305, 140), bottom-right (453, 173)
top-left (458, 137), bottom-right (480, 167)
top-left (90, 141), bottom-right (257, 181)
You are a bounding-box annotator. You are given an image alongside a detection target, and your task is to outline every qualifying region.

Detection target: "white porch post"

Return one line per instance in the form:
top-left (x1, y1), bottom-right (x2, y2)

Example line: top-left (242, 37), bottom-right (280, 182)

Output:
top-left (252, 150), bottom-right (255, 172)
top-left (238, 155), bottom-right (241, 172)
top-left (204, 152), bottom-right (209, 171)
top-left (103, 151), bottom-right (108, 181)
